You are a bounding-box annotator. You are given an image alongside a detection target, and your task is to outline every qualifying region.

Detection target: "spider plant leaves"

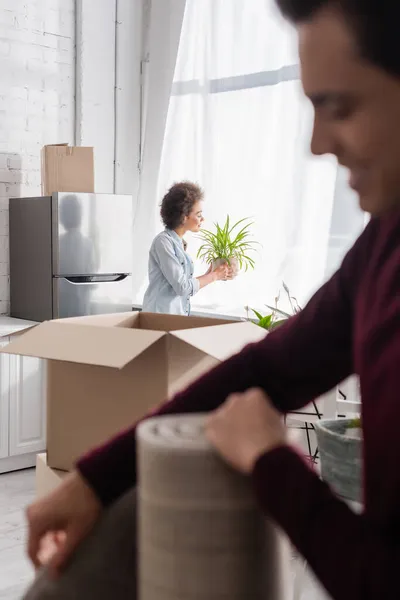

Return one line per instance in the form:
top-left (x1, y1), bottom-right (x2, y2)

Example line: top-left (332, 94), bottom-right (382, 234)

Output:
top-left (251, 310), bottom-right (287, 332)
top-left (251, 309), bottom-right (274, 330)
top-left (251, 284), bottom-right (303, 332)
top-left (196, 215), bottom-right (259, 271)
top-left (268, 318), bottom-right (288, 330)
top-left (282, 281), bottom-right (301, 314)
top-left (252, 309), bottom-right (264, 321)
top-left (264, 305), bottom-right (292, 319)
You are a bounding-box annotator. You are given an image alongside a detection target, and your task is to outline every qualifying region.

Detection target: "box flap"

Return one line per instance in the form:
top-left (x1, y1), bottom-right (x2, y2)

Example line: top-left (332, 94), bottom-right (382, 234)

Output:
top-left (55, 312), bottom-right (137, 328)
top-left (139, 312), bottom-right (232, 332)
top-left (171, 321), bottom-right (266, 362)
top-left (4, 324), bottom-right (38, 340)
top-left (0, 321), bottom-right (165, 368)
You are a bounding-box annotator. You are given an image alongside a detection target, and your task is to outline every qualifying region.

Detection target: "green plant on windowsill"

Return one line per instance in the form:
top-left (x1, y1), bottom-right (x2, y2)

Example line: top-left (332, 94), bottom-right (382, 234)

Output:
top-left (250, 282), bottom-right (301, 331)
top-left (250, 285), bottom-right (361, 439)
top-left (197, 215), bottom-right (259, 277)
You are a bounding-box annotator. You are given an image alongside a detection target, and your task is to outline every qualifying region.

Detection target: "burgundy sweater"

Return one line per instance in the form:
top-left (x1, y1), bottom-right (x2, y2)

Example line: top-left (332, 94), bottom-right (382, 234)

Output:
top-left (78, 209), bottom-right (400, 600)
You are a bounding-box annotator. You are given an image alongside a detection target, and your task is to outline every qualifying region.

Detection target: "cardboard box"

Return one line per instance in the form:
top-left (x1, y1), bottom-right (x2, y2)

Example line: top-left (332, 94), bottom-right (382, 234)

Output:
top-left (41, 144), bottom-right (94, 195)
top-left (36, 453), bottom-right (66, 498)
top-left (2, 312), bottom-right (265, 472)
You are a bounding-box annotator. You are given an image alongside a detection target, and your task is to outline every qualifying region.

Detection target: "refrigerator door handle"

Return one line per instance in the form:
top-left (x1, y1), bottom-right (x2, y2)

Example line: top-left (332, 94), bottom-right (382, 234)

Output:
top-left (56, 274), bottom-right (130, 285)
top-left (53, 274), bottom-right (133, 318)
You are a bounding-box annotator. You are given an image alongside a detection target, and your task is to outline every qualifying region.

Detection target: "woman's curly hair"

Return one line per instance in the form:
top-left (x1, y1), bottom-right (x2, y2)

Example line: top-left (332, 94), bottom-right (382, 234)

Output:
top-left (160, 181), bottom-right (204, 230)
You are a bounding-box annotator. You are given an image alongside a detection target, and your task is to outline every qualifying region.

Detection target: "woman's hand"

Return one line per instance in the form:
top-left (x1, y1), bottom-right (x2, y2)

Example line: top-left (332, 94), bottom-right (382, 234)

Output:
top-left (197, 262), bottom-right (233, 289)
top-left (205, 388), bottom-right (287, 474)
top-left (26, 470), bottom-right (102, 578)
top-left (213, 263), bottom-right (233, 281)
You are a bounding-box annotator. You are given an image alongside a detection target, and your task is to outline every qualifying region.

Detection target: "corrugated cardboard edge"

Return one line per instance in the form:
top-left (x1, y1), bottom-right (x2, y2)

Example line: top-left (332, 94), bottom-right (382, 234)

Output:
top-left (0, 324), bottom-right (37, 341)
top-left (54, 312), bottom-right (137, 328)
top-left (0, 313), bottom-right (136, 341)
top-left (138, 311), bottom-right (233, 331)
top-left (171, 321), bottom-right (267, 362)
top-left (0, 321), bottom-right (166, 368)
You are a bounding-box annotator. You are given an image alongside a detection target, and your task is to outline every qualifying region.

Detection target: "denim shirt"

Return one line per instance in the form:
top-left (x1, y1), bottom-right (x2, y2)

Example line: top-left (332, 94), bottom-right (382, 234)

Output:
top-left (142, 229), bottom-right (200, 315)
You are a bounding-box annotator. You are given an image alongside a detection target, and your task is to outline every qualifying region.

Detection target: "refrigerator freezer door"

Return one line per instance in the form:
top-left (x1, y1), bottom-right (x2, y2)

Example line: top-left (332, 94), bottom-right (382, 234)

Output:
top-left (53, 275), bottom-right (133, 319)
top-left (52, 193), bottom-right (133, 276)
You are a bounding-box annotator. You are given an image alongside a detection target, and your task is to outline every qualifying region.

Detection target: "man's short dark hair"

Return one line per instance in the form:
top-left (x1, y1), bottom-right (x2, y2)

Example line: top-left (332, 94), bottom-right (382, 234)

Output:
top-left (160, 181), bottom-right (203, 230)
top-left (276, 0), bottom-right (400, 77)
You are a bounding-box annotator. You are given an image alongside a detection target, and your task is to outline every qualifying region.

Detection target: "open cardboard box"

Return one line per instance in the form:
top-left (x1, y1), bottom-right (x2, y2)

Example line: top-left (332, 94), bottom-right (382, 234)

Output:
top-left (1, 312), bottom-right (265, 471)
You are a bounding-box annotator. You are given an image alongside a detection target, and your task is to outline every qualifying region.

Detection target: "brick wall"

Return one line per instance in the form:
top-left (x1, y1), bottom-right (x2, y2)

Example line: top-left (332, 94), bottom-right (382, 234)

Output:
top-left (0, 0), bottom-right (75, 314)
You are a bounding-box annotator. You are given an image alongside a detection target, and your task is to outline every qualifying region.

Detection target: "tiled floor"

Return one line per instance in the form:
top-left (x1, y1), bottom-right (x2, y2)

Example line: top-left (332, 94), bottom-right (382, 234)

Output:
top-left (0, 469), bottom-right (35, 599)
top-left (0, 469), bottom-right (330, 600)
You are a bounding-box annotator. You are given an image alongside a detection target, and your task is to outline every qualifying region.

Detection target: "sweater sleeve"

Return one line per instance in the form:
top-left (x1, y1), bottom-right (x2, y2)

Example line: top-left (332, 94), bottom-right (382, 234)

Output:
top-left (77, 222), bottom-right (374, 506)
top-left (252, 447), bottom-right (398, 600)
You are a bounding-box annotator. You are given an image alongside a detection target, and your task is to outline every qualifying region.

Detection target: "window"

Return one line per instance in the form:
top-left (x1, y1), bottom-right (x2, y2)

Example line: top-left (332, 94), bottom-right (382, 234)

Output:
top-left (155, 0), bottom-right (365, 315)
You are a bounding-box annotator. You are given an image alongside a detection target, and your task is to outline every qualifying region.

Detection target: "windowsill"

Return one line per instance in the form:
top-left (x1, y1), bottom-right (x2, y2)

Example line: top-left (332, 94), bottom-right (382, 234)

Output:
top-left (132, 303), bottom-right (248, 321)
top-left (190, 303), bottom-right (249, 320)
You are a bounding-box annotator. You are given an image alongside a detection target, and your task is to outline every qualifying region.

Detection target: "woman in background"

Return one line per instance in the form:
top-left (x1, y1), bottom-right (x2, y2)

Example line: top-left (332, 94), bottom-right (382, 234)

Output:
top-left (143, 181), bottom-right (231, 315)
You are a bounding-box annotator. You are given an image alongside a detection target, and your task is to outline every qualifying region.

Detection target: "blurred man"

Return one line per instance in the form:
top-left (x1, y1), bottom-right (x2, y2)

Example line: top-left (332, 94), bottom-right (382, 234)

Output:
top-left (24, 2), bottom-right (400, 599)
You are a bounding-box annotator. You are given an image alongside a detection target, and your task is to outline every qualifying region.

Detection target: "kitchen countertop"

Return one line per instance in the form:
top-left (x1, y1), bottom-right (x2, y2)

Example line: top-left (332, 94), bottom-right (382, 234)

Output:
top-left (0, 316), bottom-right (38, 338)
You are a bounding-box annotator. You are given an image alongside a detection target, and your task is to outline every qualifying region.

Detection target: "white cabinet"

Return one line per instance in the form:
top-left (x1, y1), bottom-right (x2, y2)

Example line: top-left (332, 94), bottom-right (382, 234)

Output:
top-left (0, 320), bottom-right (46, 473)
top-left (9, 354), bottom-right (46, 457)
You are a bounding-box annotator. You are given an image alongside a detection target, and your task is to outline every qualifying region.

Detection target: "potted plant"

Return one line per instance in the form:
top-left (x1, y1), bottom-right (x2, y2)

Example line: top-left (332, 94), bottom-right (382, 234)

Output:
top-left (250, 284), bottom-right (362, 498)
top-left (196, 216), bottom-right (259, 278)
top-left (249, 282), bottom-right (301, 330)
top-left (314, 417), bottom-right (362, 504)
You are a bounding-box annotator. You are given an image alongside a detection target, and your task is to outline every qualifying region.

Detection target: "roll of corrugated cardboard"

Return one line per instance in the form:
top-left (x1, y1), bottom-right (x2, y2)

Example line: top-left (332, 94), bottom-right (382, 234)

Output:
top-left (137, 414), bottom-right (290, 600)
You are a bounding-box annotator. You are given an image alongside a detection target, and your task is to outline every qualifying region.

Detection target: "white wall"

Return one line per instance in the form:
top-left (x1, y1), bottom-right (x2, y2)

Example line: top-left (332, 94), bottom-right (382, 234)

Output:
top-left (75, 0), bottom-right (143, 196)
top-left (0, 0), bottom-right (143, 315)
top-left (0, 0), bottom-right (75, 314)
top-left (75, 0), bottom-right (116, 193)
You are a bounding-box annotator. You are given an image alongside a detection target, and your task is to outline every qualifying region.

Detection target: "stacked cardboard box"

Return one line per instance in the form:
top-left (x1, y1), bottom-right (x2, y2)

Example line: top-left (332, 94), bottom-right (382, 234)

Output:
top-left (41, 144), bottom-right (94, 195)
top-left (1, 312), bottom-right (266, 495)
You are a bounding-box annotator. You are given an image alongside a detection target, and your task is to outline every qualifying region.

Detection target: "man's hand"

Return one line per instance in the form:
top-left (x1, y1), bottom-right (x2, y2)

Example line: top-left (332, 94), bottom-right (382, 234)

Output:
top-left (26, 470), bottom-right (102, 578)
top-left (205, 388), bottom-right (287, 474)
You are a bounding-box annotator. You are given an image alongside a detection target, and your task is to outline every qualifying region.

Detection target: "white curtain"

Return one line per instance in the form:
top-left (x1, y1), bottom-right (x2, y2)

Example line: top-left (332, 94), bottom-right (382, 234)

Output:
top-left (131, 0), bottom-right (186, 303)
top-left (151, 0), bottom-right (365, 315)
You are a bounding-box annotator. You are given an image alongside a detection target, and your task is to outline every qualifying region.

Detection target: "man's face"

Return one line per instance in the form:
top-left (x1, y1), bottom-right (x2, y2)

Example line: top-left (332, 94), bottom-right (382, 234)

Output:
top-left (299, 7), bottom-right (400, 216)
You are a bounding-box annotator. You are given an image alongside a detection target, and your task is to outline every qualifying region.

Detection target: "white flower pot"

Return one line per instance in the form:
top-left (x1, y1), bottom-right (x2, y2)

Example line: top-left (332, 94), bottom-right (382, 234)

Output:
top-left (314, 419), bottom-right (362, 503)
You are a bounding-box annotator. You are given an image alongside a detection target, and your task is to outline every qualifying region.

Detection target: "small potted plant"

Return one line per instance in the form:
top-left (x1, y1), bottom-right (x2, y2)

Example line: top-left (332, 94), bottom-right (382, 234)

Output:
top-left (249, 282), bottom-right (301, 330)
top-left (314, 417), bottom-right (362, 503)
top-left (250, 284), bottom-right (362, 500)
top-left (197, 216), bottom-right (259, 278)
